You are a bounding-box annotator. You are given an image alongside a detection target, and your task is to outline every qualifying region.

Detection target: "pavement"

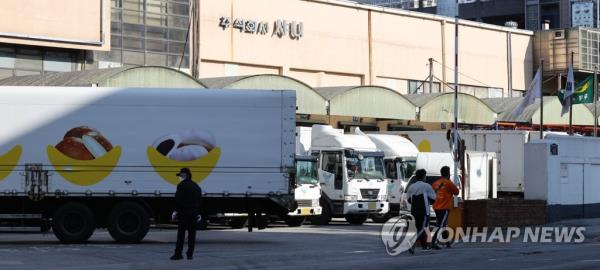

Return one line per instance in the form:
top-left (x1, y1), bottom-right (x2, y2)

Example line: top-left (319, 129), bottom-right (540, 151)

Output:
top-left (0, 218), bottom-right (599, 270)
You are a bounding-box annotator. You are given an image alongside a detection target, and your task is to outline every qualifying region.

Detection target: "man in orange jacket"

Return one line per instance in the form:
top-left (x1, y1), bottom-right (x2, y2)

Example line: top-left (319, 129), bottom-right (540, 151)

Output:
top-left (431, 166), bottom-right (459, 249)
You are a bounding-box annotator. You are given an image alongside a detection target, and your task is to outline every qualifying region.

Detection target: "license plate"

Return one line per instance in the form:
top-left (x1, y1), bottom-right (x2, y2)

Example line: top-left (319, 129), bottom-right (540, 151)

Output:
top-left (368, 202), bottom-right (376, 210)
top-left (300, 208), bottom-right (311, 215)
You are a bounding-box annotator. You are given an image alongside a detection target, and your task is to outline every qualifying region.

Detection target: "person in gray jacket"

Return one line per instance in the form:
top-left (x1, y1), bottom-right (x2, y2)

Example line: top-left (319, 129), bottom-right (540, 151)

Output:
top-left (406, 169), bottom-right (436, 253)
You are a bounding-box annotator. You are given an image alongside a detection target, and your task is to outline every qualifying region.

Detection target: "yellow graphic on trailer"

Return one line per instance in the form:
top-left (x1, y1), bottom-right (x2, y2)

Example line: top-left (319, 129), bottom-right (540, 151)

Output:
top-left (0, 145), bottom-right (23, 181)
top-left (418, 140), bottom-right (431, 152)
top-left (47, 146), bottom-right (122, 186)
top-left (47, 126), bottom-right (122, 186)
top-left (146, 146), bottom-right (221, 186)
top-left (147, 129), bottom-right (221, 185)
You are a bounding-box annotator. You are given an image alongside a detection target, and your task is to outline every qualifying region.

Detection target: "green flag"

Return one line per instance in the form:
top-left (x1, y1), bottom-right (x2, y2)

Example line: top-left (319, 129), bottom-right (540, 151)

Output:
top-left (558, 75), bottom-right (594, 104)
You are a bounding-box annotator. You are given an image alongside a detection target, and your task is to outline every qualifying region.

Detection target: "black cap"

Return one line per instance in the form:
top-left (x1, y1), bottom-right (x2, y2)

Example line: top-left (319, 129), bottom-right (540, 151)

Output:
top-left (176, 167), bottom-right (191, 177)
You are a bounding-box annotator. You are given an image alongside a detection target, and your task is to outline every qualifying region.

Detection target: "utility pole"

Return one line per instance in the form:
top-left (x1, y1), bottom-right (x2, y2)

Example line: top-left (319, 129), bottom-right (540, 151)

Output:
top-left (595, 65), bottom-right (598, 137)
top-left (453, 0), bottom-right (460, 189)
top-left (429, 57), bottom-right (434, 93)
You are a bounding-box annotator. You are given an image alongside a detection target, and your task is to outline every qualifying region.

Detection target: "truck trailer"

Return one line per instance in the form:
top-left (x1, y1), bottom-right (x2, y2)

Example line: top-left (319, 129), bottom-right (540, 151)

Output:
top-left (0, 86), bottom-right (297, 243)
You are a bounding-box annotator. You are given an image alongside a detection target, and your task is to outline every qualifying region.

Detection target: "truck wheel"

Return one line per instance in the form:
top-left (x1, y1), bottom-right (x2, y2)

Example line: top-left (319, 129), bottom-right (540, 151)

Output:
top-left (107, 202), bottom-right (150, 243)
top-left (285, 216), bottom-right (305, 227)
top-left (310, 203), bottom-right (332, 225)
top-left (228, 217), bottom-right (247, 229)
top-left (345, 214), bottom-right (368, 225)
top-left (370, 213), bottom-right (391, 223)
top-left (52, 202), bottom-right (95, 244)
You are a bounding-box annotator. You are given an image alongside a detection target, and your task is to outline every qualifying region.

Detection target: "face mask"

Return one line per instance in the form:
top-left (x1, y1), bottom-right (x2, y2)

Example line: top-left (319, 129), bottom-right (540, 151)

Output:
top-left (178, 176), bottom-right (185, 181)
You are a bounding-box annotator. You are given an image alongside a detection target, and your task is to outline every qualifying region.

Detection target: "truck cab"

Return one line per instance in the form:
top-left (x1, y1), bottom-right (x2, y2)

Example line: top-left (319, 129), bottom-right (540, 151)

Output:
top-left (366, 134), bottom-right (418, 223)
top-left (308, 125), bottom-right (389, 225)
top-left (286, 155), bottom-right (322, 226)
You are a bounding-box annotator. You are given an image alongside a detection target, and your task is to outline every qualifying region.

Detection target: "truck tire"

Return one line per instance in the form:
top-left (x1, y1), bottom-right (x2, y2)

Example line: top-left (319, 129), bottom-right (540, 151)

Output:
top-left (52, 202), bottom-right (96, 244)
top-left (285, 216), bottom-right (305, 227)
top-left (310, 203), bottom-right (331, 225)
top-left (227, 217), bottom-right (247, 229)
top-left (107, 202), bottom-right (150, 243)
top-left (370, 213), bottom-right (391, 224)
top-left (345, 214), bottom-right (368, 225)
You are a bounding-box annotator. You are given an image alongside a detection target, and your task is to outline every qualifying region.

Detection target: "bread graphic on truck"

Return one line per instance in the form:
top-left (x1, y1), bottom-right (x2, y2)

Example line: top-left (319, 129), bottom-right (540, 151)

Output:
top-left (147, 129), bottom-right (221, 185)
top-left (47, 126), bottom-right (122, 186)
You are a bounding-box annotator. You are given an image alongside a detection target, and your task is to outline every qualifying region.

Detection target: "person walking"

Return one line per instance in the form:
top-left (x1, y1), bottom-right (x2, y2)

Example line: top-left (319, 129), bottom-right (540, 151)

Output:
top-left (170, 168), bottom-right (203, 260)
top-left (431, 166), bottom-right (459, 249)
top-left (406, 169), bottom-right (436, 254)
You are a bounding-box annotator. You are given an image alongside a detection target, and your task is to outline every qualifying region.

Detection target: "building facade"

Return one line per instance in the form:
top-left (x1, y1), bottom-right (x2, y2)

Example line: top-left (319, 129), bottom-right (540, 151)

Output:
top-left (197, 0), bottom-right (533, 97)
top-left (0, 0), bottom-right (533, 99)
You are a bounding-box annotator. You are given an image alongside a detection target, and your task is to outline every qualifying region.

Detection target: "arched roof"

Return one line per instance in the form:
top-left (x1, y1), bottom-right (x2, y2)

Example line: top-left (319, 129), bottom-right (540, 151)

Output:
top-left (407, 93), bottom-right (497, 125)
top-left (0, 66), bottom-right (205, 88)
top-left (315, 86), bottom-right (416, 120)
top-left (484, 96), bottom-right (594, 125)
top-left (199, 74), bottom-right (327, 115)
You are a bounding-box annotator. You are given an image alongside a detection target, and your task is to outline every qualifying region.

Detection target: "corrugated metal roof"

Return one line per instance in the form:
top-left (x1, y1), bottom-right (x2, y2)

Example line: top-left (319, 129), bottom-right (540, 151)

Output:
top-left (406, 93), bottom-right (497, 125)
top-left (0, 66), bottom-right (205, 88)
top-left (315, 86), bottom-right (416, 120)
top-left (199, 74), bottom-right (327, 115)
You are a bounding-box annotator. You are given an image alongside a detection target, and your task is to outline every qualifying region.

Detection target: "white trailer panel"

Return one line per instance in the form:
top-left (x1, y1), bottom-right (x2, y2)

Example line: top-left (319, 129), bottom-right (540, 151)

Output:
top-left (0, 87), bottom-right (296, 197)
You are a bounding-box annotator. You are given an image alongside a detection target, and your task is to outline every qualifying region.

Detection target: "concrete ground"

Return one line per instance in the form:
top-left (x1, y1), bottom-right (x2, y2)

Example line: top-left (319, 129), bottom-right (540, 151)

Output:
top-left (0, 218), bottom-right (599, 270)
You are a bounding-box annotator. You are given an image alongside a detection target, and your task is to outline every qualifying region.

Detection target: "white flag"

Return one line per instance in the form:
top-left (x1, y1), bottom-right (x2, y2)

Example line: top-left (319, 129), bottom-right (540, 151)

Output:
top-left (511, 67), bottom-right (542, 119)
top-left (561, 64), bottom-right (575, 116)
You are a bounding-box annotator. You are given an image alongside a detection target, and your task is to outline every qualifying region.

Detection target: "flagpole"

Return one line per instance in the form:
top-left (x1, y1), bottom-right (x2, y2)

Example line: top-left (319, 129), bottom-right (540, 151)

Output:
top-left (540, 59), bottom-right (544, 140)
top-left (569, 51), bottom-right (574, 135)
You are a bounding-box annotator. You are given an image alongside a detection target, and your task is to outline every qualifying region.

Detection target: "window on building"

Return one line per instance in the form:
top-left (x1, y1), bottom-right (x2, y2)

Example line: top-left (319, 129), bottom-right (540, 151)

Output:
top-left (44, 51), bottom-right (73, 72)
top-left (0, 47), bottom-right (15, 69)
top-left (408, 80), bottom-right (440, 94)
top-left (104, 0), bottom-right (190, 69)
top-left (15, 49), bottom-right (42, 71)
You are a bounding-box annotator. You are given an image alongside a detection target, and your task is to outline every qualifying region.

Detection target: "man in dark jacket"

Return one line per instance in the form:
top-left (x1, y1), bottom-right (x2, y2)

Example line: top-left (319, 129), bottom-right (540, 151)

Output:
top-left (170, 168), bottom-right (202, 260)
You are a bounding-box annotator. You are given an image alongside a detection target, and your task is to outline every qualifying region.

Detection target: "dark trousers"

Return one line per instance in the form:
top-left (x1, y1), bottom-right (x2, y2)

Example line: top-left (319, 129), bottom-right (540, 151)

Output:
top-left (175, 213), bottom-right (197, 256)
top-left (432, 209), bottom-right (450, 245)
top-left (412, 211), bottom-right (430, 248)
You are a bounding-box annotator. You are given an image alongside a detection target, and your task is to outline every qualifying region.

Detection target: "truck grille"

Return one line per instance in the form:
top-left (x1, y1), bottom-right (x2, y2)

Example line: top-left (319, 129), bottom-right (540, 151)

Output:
top-left (297, 200), bottom-right (317, 207)
top-left (360, 189), bottom-right (379, 200)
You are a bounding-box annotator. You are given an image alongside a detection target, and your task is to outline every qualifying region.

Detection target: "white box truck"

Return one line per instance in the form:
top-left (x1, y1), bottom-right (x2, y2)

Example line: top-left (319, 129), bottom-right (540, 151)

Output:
top-left (0, 86), bottom-right (297, 243)
top-left (364, 134), bottom-right (418, 223)
top-left (391, 130), bottom-right (528, 193)
top-left (308, 125), bottom-right (389, 225)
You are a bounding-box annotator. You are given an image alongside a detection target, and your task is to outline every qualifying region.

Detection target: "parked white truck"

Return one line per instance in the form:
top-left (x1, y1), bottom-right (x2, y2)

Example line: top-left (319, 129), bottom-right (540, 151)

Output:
top-left (0, 86), bottom-right (297, 243)
top-left (285, 155), bottom-right (322, 226)
top-left (364, 134), bottom-right (418, 223)
top-left (391, 130), bottom-right (528, 193)
top-left (307, 125), bottom-right (389, 225)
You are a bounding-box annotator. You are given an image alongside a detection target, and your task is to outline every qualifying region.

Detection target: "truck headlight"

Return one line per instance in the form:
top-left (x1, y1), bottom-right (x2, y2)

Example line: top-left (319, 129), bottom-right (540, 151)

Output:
top-left (311, 199), bottom-right (319, 207)
top-left (378, 194), bottom-right (387, 201)
top-left (344, 195), bottom-right (358, 201)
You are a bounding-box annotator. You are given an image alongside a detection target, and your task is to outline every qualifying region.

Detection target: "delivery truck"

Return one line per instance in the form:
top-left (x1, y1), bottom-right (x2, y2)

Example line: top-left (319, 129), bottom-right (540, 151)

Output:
top-left (307, 125), bottom-right (389, 225)
top-left (389, 130), bottom-right (527, 193)
top-left (0, 86), bottom-right (297, 243)
top-left (363, 133), bottom-right (417, 223)
top-left (285, 155), bottom-right (322, 226)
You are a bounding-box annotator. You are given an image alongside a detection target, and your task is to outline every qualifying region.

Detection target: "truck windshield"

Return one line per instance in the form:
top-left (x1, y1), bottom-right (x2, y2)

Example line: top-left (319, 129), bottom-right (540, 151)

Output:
top-left (403, 160), bottom-right (416, 181)
top-left (346, 156), bottom-right (385, 180)
top-left (296, 160), bottom-right (319, 185)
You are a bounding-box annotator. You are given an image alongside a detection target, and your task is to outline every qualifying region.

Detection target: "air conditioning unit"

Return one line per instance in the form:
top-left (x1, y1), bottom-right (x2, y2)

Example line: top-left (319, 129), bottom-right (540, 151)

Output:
top-left (553, 30), bottom-right (565, 39)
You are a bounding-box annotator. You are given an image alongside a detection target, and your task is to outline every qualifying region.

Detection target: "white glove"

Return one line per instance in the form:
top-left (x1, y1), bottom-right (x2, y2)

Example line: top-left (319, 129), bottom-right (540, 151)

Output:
top-left (171, 211), bottom-right (178, 221)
